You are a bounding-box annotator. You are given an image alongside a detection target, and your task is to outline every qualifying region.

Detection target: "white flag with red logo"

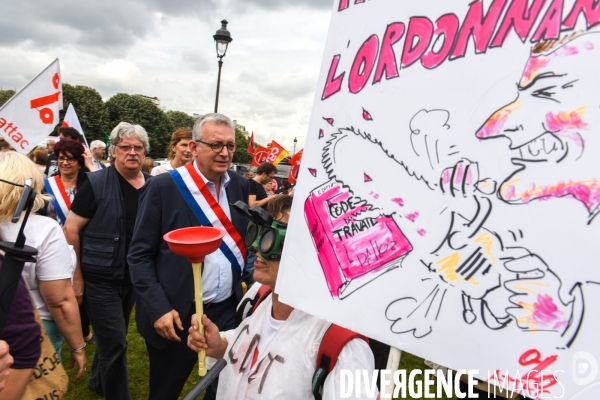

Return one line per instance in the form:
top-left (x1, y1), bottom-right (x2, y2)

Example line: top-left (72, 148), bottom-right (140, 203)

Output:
top-left (0, 59), bottom-right (62, 154)
top-left (62, 103), bottom-right (84, 135)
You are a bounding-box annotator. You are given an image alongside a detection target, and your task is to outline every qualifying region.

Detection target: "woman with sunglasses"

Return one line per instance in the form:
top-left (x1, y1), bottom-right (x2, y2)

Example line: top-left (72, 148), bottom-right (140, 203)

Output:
top-left (187, 195), bottom-right (378, 399)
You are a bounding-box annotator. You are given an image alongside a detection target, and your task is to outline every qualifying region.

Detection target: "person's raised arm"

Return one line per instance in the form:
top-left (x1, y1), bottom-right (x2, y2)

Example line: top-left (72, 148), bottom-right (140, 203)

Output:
top-left (63, 212), bottom-right (91, 304)
top-left (187, 314), bottom-right (229, 359)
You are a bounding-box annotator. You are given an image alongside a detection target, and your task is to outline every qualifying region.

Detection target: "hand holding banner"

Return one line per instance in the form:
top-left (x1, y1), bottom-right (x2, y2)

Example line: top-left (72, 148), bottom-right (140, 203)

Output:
top-left (0, 59), bottom-right (62, 154)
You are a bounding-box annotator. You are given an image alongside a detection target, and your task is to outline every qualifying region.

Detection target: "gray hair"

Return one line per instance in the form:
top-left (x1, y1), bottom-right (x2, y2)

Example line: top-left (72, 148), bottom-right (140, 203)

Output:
top-left (90, 140), bottom-right (107, 150)
top-left (192, 113), bottom-right (235, 141)
top-left (110, 122), bottom-right (150, 154)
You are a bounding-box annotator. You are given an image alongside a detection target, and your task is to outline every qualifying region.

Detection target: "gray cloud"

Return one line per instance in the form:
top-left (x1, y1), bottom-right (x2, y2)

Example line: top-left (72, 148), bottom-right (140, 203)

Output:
top-left (181, 50), bottom-right (211, 72)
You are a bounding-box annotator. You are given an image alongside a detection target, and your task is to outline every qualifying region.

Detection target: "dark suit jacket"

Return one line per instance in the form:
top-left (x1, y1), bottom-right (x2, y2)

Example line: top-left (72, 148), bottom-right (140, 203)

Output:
top-left (128, 169), bottom-right (249, 349)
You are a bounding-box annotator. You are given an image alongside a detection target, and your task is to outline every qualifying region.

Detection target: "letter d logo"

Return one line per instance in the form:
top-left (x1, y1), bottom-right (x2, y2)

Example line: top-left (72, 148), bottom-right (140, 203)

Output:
top-left (572, 351), bottom-right (598, 386)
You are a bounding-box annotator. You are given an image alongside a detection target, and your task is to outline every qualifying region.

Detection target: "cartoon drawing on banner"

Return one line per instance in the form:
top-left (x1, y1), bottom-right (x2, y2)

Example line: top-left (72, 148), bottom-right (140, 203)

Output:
top-left (278, 1), bottom-right (600, 398)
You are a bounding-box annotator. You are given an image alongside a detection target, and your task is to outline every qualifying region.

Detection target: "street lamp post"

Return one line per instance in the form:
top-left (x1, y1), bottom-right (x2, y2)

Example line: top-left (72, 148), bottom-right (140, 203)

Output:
top-left (293, 137), bottom-right (297, 156)
top-left (82, 115), bottom-right (88, 133)
top-left (213, 20), bottom-right (233, 113)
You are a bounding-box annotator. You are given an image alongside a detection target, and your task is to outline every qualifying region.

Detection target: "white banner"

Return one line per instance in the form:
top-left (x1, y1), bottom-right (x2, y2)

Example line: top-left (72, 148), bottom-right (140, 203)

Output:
top-left (278, 0), bottom-right (600, 398)
top-left (0, 59), bottom-right (62, 154)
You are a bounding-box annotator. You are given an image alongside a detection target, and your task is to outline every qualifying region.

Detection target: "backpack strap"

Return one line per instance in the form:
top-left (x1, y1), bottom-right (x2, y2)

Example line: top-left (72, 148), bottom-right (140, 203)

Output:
top-left (234, 285), bottom-right (273, 326)
top-left (312, 324), bottom-right (369, 400)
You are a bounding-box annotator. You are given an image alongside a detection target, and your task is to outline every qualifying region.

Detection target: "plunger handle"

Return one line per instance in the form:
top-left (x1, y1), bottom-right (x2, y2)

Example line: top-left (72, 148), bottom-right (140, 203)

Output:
top-left (192, 262), bottom-right (207, 376)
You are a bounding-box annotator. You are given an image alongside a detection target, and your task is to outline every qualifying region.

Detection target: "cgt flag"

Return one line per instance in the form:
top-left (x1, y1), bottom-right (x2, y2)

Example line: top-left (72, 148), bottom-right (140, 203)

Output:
top-left (0, 59), bottom-right (62, 154)
top-left (247, 131), bottom-right (255, 154)
top-left (251, 145), bottom-right (270, 167)
top-left (288, 148), bottom-right (303, 185)
top-left (266, 140), bottom-right (289, 166)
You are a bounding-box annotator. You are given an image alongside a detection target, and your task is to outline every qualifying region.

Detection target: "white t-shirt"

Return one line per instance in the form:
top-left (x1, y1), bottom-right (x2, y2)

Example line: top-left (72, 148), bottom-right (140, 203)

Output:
top-left (217, 292), bottom-right (378, 400)
top-left (0, 214), bottom-right (76, 319)
top-left (150, 161), bottom-right (174, 176)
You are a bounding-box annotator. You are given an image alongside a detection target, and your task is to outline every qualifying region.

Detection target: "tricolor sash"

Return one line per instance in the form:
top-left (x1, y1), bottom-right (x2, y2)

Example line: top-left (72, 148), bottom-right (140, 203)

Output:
top-left (44, 175), bottom-right (72, 224)
top-left (170, 164), bottom-right (246, 275)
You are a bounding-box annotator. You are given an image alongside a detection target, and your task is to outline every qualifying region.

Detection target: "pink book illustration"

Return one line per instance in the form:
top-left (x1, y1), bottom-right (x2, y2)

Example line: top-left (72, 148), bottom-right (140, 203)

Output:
top-left (304, 180), bottom-right (412, 298)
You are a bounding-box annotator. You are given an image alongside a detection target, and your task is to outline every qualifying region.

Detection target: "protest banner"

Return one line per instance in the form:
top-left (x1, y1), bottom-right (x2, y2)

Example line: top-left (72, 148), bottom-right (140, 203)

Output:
top-left (278, 1), bottom-right (600, 398)
top-left (0, 59), bottom-right (62, 154)
top-left (251, 145), bottom-right (269, 167)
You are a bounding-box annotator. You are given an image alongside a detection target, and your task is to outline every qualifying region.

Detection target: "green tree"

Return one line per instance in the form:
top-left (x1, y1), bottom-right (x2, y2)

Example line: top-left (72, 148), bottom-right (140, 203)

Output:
top-left (232, 127), bottom-right (252, 164)
top-left (165, 110), bottom-right (197, 131)
top-left (105, 93), bottom-right (172, 159)
top-left (59, 84), bottom-right (110, 144)
top-left (0, 90), bottom-right (16, 107)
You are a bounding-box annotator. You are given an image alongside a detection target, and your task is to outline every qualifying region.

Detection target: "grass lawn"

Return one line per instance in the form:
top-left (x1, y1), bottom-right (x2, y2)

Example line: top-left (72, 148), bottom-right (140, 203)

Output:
top-left (61, 310), bottom-right (456, 400)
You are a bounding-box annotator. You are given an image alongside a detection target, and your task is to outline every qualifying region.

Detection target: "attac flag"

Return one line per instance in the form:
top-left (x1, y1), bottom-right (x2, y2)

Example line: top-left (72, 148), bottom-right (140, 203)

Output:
top-left (288, 148), bottom-right (303, 185)
top-left (251, 145), bottom-right (270, 167)
top-left (0, 59), bottom-right (62, 154)
top-left (62, 103), bottom-right (89, 147)
top-left (266, 140), bottom-right (289, 166)
top-left (247, 131), bottom-right (255, 154)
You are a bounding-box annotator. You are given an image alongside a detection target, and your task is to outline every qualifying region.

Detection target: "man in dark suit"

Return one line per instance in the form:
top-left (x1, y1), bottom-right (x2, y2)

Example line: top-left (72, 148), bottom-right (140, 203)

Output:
top-left (128, 113), bottom-right (249, 400)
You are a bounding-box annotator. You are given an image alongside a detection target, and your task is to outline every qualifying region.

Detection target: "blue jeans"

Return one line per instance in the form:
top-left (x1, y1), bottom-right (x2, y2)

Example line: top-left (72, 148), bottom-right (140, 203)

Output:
top-left (42, 319), bottom-right (63, 361)
top-left (84, 279), bottom-right (135, 400)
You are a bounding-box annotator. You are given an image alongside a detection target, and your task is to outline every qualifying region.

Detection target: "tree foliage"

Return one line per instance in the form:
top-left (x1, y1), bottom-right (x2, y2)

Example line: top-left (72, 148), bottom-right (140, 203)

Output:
top-left (59, 84), bottom-right (110, 144)
top-left (105, 93), bottom-right (172, 158)
top-left (232, 127), bottom-right (252, 164)
top-left (0, 90), bottom-right (16, 108)
top-left (165, 110), bottom-right (197, 131)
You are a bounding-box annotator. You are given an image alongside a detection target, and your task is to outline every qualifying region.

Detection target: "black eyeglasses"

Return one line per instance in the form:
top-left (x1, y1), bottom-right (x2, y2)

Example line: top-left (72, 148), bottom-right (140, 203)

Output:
top-left (116, 145), bottom-right (145, 153)
top-left (58, 156), bottom-right (77, 164)
top-left (196, 140), bottom-right (237, 153)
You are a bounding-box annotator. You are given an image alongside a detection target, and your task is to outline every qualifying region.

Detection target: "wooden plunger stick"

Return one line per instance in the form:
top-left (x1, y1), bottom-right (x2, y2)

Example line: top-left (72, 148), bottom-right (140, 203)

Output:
top-left (192, 262), bottom-right (207, 376)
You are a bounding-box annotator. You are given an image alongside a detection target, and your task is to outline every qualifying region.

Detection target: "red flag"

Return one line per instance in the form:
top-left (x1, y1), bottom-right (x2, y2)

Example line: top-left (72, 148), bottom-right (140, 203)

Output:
top-left (266, 140), bottom-right (289, 166)
top-left (247, 131), bottom-right (255, 154)
top-left (251, 145), bottom-right (269, 167)
top-left (288, 148), bottom-right (303, 185)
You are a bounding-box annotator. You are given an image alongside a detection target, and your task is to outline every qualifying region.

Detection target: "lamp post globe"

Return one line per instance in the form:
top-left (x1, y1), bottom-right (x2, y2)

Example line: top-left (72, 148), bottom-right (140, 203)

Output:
top-left (293, 137), bottom-right (297, 156)
top-left (213, 20), bottom-right (233, 113)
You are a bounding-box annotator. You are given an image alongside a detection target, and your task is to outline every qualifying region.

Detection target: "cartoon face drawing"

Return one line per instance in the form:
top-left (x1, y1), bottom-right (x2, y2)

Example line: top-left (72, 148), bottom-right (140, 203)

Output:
top-left (476, 32), bottom-right (600, 221)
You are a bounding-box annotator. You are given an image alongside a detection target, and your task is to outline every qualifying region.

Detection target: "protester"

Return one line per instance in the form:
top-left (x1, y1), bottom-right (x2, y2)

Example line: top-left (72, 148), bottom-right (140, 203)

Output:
top-left (43, 140), bottom-right (96, 347)
top-left (0, 138), bottom-right (13, 152)
top-left (275, 178), bottom-right (293, 195)
top-left (245, 169), bottom-right (254, 180)
top-left (151, 127), bottom-right (193, 175)
top-left (46, 138), bottom-right (57, 154)
top-left (89, 140), bottom-right (107, 170)
top-left (46, 140), bottom-right (90, 226)
top-left (64, 122), bottom-right (151, 399)
top-left (249, 162), bottom-right (277, 208)
top-left (263, 180), bottom-right (274, 196)
top-left (187, 195), bottom-right (377, 399)
top-left (0, 273), bottom-right (39, 400)
top-left (142, 157), bottom-right (154, 174)
top-left (33, 147), bottom-right (48, 176)
top-left (128, 113), bottom-right (248, 400)
top-left (0, 152), bottom-right (86, 378)
top-left (45, 127), bottom-right (96, 177)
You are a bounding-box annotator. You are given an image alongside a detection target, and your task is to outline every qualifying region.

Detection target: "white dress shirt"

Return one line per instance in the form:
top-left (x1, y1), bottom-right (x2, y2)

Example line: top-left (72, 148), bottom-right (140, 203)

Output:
top-left (195, 163), bottom-right (234, 303)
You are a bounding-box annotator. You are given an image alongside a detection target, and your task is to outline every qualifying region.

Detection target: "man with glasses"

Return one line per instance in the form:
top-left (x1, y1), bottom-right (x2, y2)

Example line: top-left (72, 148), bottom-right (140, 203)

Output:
top-left (128, 113), bottom-right (248, 400)
top-left (63, 122), bottom-right (151, 400)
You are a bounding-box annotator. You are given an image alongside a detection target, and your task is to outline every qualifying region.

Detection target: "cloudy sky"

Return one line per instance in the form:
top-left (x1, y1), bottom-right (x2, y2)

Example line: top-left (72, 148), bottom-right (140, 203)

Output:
top-left (0, 0), bottom-right (334, 150)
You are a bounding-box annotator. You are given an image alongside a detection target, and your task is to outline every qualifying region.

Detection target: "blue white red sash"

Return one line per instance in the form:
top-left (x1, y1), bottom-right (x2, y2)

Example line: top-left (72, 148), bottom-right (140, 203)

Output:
top-left (170, 164), bottom-right (246, 275)
top-left (44, 175), bottom-right (71, 224)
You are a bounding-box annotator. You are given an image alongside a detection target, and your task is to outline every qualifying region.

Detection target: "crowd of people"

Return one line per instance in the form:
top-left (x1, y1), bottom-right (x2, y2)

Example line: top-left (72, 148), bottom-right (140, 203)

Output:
top-left (0, 112), bottom-right (382, 400)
